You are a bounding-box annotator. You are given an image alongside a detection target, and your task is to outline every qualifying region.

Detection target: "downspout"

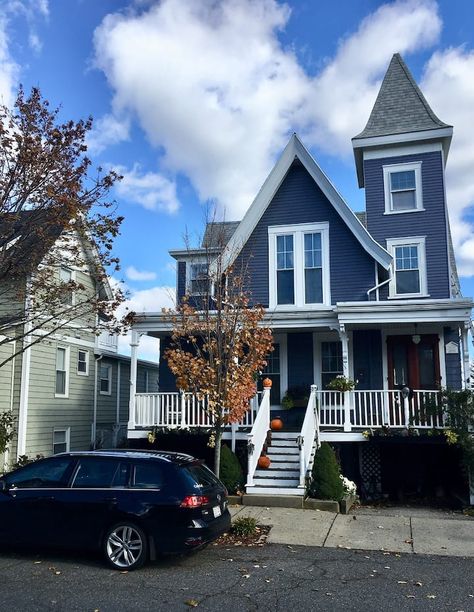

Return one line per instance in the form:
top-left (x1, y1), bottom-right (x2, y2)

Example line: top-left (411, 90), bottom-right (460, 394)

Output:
top-left (92, 354), bottom-right (103, 449)
top-left (113, 361), bottom-right (121, 447)
top-left (17, 288), bottom-right (32, 459)
top-left (367, 266), bottom-right (393, 299)
top-left (3, 340), bottom-right (16, 469)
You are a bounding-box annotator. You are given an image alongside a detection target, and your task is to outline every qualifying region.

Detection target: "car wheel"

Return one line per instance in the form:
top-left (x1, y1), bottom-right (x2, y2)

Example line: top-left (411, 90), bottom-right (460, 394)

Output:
top-left (104, 522), bottom-right (148, 571)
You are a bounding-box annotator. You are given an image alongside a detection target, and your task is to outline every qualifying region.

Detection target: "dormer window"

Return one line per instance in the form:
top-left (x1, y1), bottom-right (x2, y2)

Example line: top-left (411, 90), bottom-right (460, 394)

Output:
top-left (188, 262), bottom-right (209, 296)
top-left (269, 223), bottom-right (330, 309)
top-left (383, 162), bottom-right (423, 214)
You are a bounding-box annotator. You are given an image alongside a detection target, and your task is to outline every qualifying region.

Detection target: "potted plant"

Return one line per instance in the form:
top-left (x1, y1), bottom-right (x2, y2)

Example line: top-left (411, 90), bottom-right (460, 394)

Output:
top-left (281, 386), bottom-right (310, 409)
top-left (327, 375), bottom-right (357, 392)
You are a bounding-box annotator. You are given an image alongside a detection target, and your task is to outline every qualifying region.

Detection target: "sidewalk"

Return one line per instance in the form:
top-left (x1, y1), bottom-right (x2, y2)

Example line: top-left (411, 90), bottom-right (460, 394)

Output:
top-left (229, 504), bottom-right (474, 557)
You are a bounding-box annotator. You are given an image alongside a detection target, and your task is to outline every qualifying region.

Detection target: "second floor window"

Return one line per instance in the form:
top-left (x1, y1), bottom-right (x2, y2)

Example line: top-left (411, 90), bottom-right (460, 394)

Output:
top-left (269, 223), bottom-right (330, 308)
top-left (59, 266), bottom-right (74, 305)
top-left (387, 237), bottom-right (427, 298)
top-left (100, 364), bottom-right (112, 395)
top-left (55, 347), bottom-right (69, 397)
top-left (77, 350), bottom-right (89, 376)
top-left (189, 263), bottom-right (209, 295)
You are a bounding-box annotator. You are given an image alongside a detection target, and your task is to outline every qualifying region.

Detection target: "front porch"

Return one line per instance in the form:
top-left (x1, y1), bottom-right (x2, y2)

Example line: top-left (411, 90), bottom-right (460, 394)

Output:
top-left (128, 388), bottom-right (446, 435)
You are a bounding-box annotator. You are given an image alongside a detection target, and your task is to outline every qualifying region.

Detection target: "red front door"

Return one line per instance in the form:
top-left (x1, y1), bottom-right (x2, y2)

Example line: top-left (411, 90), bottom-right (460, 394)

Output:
top-left (387, 335), bottom-right (440, 390)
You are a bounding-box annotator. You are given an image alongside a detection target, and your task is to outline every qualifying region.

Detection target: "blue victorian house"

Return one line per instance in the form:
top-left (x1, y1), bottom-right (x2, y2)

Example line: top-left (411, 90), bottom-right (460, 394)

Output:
top-left (127, 54), bottom-right (473, 505)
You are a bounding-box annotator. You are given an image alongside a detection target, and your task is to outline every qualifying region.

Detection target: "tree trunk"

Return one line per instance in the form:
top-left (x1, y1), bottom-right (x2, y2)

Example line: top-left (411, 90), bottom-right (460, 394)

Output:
top-left (214, 426), bottom-right (223, 477)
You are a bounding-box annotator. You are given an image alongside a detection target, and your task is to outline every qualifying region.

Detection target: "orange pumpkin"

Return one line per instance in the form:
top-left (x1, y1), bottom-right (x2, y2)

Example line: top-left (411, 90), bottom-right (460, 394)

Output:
top-left (271, 417), bottom-right (283, 431)
top-left (258, 455), bottom-right (271, 469)
top-left (262, 377), bottom-right (272, 388)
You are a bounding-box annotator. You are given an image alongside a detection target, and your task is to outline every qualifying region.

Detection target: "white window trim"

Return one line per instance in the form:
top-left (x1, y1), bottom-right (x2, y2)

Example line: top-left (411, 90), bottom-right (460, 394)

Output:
top-left (268, 222), bottom-right (331, 309)
top-left (99, 363), bottom-right (112, 396)
top-left (55, 345), bottom-right (70, 398)
top-left (53, 427), bottom-right (70, 454)
top-left (77, 349), bottom-right (89, 376)
top-left (59, 265), bottom-right (76, 306)
top-left (185, 259), bottom-right (212, 297)
top-left (383, 161), bottom-right (423, 215)
top-left (387, 236), bottom-right (428, 298)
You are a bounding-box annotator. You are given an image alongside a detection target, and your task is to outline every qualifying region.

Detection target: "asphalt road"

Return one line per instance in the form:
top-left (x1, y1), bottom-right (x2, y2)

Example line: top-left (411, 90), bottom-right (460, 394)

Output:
top-left (0, 542), bottom-right (473, 611)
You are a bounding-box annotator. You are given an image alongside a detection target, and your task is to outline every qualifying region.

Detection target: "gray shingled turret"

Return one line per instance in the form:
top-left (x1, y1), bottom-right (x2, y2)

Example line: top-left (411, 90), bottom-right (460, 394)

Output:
top-left (354, 53), bottom-right (451, 139)
top-left (352, 53), bottom-right (453, 188)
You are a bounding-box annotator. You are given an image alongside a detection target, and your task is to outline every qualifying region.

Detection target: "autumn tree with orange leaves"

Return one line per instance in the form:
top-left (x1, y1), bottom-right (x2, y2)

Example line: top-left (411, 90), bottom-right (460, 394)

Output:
top-left (164, 227), bottom-right (273, 476)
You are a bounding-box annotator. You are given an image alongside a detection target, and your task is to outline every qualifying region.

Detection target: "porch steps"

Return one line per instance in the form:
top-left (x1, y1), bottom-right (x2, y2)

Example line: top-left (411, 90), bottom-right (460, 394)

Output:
top-left (246, 431), bottom-right (315, 498)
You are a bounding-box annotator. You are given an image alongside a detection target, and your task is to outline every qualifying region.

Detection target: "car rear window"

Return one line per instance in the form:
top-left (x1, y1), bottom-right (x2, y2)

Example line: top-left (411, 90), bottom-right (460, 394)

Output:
top-left (182, 463), bottom-right (221, 489)
top-left (132, 463), bottom-right (164, 489)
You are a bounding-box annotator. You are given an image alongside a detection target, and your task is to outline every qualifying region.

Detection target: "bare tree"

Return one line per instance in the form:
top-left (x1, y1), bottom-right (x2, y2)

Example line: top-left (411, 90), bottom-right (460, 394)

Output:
top-left (0, 87), bottom-right (128, 367)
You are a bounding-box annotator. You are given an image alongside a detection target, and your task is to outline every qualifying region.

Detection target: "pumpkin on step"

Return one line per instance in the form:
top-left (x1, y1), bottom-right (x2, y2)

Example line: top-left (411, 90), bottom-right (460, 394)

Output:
top-left (258, 455), bottom-right (271, 469)
top-left (271, 417), bottom-right (283, 431)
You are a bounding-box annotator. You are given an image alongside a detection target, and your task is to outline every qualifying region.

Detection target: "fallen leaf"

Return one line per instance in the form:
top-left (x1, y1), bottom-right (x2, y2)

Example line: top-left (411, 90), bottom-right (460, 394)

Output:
top-left (404, 539), bottom-right (413, 544)
top-left (427, 595), bottom-right (436, 599)
top-left (54, 571), bottom-right (61, 576)
top-left (185, 599), bottom-right (199, 608)
top-left (397, 581), bottom-right (408, 584)
top-left (406, 595), bottom-right (415, 599)
top-left (414, 581), bottom-right (423, 587)
top-left (33, 561), bottom-right (42, 565)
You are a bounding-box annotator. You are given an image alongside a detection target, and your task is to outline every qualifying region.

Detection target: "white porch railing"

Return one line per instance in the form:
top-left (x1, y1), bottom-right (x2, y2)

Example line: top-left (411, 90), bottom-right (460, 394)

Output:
top-left (318, 389), bottom-right (445, 430)
top-left (246, 387), bottom-right (271, 487)
top-left (298, 384), bottom-right (320, 487)
top-left (135, 391), bottom-right (257, 429)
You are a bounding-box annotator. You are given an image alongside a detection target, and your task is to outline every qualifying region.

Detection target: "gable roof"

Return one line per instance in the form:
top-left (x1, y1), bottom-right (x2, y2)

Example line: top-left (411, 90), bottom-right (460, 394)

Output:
top-left (352, 53), bottom-right (453, 187)
top-left (221, 134), bottom-right (392, 271)
top-left (202, 221), bottom-right (239, 248)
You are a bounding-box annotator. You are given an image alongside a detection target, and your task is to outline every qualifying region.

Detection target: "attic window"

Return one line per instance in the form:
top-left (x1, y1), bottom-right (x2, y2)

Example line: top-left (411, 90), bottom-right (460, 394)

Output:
top-left (383, 162), bottom-right (423, 214)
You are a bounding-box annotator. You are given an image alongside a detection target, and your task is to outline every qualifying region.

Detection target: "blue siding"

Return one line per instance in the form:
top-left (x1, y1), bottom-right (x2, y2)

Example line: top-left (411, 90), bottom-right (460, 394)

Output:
top-left (288, 332), bottom-right (313, 389)
top-left (236, 162), bottom-right (376, 306)
top-left (158, 336), bottom-right (178, 392)
top-left (353, 330), bottom-right (383, 389)
top-left (364, 151), bottom-right (450, 299)
top-left (444, 327), bottom-right (462, 390)
top-left (177, 261), bottom-right (186, 301)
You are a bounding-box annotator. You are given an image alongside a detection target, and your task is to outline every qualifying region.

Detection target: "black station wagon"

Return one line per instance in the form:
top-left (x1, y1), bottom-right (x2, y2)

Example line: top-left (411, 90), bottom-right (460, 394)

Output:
top-left (0, 450), bottom-right (231, 570)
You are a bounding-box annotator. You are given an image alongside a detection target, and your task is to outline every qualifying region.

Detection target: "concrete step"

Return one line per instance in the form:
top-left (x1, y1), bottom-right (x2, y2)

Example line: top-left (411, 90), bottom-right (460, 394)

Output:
top-left (269, 431), bottom-right (300, 439)
top-left (255, 468), bottom-right (300, 478)
top-left (270, 439), bottom-right (299, 448)
top-left (244, 488), bottom-right (304, 498)
top-left (268, 446), bottom-right (299, 455)
top-left (253, 477), bottom-right (299, 487)
top-left (267, 453), bottom-right (299, 462)
top-left (265, 460), bottom-right (299, 469)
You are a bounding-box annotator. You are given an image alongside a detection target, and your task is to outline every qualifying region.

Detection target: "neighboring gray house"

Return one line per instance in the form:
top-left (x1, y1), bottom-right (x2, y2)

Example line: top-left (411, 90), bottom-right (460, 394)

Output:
top-left (126, 54), bottom-right (473, 504)
top-left (0, 217), bottom-right (159, 469)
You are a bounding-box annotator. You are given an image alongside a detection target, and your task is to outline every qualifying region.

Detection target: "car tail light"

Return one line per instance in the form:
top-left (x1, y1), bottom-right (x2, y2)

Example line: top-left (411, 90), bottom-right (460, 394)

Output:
top-left (180, 495), bottom-right (210, 508)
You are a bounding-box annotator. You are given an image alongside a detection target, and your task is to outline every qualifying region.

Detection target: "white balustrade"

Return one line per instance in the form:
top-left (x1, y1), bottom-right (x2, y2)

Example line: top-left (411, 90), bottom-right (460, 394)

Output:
top-left (298, 385), bottom-right (319, 487)
top-left (246, 387), bottom-right (271, 487)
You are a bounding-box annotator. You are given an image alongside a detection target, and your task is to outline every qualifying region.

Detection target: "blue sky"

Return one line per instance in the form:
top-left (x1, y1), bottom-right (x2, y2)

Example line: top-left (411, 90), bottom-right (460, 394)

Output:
top-left (1, 0), bottom-right (473, 357)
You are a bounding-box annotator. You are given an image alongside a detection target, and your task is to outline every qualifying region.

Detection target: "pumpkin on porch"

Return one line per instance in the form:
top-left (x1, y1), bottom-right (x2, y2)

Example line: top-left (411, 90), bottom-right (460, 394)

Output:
top-left (262, 377), bottom-right (272, 388)
top-left (257, 454), bottom-right (271, 469)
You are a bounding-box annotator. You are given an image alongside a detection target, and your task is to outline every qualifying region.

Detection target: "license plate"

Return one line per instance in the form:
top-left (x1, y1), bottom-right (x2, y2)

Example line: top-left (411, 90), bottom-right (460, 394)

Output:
top-left (212, 505), bottom-right (222, 518)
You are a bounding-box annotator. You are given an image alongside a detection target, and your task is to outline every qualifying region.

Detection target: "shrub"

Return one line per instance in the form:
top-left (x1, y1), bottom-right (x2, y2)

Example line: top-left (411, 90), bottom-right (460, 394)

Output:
top-left (307, 442), bottom-right (344, 501)
top-left (219, 444), bottom-right (244, 494)
top-left (231, 516), bottom-right (257, 537)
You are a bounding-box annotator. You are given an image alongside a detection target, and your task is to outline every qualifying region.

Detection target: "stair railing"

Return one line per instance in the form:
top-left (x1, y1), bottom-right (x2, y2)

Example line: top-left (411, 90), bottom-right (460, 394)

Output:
top-left (298, 384), bottom-right (319, 487)
top-left (246, 386), bottom-right (271, 487)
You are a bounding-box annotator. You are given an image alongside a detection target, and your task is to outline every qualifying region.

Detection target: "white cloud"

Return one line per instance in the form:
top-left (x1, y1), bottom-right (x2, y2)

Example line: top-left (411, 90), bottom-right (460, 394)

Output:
top-left (114, 163), bottom-right (180, 214)
top-left (125, 265), bottom-right (157, 282)
top-left (86, 113), bottom-right (130, 155)
top-left (0, 18), bottom-right (19, 107)
top-left (116, 282), bottom-right (175, 361)
top-left (94, 0), bottom-right (441, 219)
top-left (421, 48), bottom-right (474, 276)
top-left (304, 0), bottom-right (441, 156)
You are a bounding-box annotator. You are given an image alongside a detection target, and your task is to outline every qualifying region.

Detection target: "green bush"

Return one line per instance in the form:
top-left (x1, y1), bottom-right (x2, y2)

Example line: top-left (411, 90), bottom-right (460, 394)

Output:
top-left (219, 444), bottom-right (244, 494)
top-left (232, 516), bottom-right (257, 537)
top-left (307, 442), bottom-right (344, 501)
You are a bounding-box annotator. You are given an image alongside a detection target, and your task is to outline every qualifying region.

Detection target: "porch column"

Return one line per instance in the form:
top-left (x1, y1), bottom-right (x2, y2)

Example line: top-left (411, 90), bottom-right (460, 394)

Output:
top-left (461, 323), bottom-right (471, 389)
top-left (128, 330), bottom-right (141, 431)
top-left (339, 325), bottom-right (352, 432)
